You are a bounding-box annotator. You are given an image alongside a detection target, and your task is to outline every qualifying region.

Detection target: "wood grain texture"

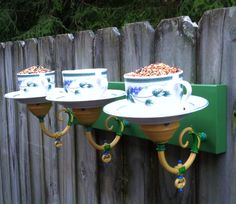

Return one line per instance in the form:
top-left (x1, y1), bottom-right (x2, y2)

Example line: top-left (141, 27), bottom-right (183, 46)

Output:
top-left (74, 30), bottom-right (99, 204)
top-left (0, 42), bottom-right (12, 204)
top-left (0, 165), bottom-right (3, 204)
top-left (121, 21), bottom-right (158, 204)
top-left (122, 21), bottom-right (155, 74)
top-left (24, 38), bottom-right (46, 204)
top-left (197, 7), bottom-right (236, 204)
top-left (38, 36), bottom-right (60, 204)
top-left (155, 16), bottom-right (197, 82)
top-left (95, 27), bottom-right (121, 81)
top-left (154, 16), bottom-right (198, 204)
top-left (94, 27), bottom-right (123, 204)
top-left (5, 41), bottom-right (21, 204)
top-left (13, 40), bottom-right (32, 204)
top-left (55, 34), bottom-right (76, 204)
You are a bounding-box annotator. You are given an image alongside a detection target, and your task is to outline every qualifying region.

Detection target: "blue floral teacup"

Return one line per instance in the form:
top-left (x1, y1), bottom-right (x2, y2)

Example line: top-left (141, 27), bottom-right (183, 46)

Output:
top-left (124, 70), bottom-right (192, 112)
top-left (17, 71), bottom-right (55, 96)
top-left (62, 68), bottom-right (108, 99)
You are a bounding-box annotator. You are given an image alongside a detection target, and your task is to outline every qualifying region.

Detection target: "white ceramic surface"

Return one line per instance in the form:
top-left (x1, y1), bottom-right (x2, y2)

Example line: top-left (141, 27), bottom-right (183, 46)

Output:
top-left (124, 70), bottom-right (192, 111)
top-left (4, 91), bottom-right (47, 104)
top-left (17, 71), bottom-right (55, 95)
top-left (62, 68), bottom-right (108, 99)
top-left (46, 88), bottom-right (125, 108)
top-left (103, 96), bottom-right (209, 124)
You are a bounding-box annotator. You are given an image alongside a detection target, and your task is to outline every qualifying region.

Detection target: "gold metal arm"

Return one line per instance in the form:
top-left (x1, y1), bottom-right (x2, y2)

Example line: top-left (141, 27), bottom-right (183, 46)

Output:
top-left (84, 131), bottom-right (121, 151)
top-left (157, 151), bottom-right (197, 175)
top-left (157, 127), bottom-right (200, 174)
top-left (27, 103), bottom-right (74, 147)
top-left (156, 127), bottom-right (205, 191)
top-left (84, 116), bottom-right (124, 163)
top-left (38, 108), bottom-right (74, 147)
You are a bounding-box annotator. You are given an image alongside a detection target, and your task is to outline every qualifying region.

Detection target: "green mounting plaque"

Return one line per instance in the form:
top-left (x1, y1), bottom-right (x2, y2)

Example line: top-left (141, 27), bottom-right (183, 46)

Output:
top-left (93, 82), bottom-right (227, 154)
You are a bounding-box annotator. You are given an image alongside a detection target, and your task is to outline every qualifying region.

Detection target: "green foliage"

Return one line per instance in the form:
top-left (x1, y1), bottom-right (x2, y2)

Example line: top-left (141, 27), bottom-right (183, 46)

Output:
top-left (0, 0), bottom-right (236, 42)
top-left (13, 15), bottom-right (68, 40)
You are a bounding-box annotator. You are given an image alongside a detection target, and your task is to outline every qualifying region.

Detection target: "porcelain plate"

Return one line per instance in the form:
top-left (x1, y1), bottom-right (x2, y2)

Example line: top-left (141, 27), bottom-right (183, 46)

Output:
top-left (46, 88), bottom-right (126, 108)
top-left (103, 96), bottom-right (209, 124)
top-left (4, 91), bottom-right (47, 104)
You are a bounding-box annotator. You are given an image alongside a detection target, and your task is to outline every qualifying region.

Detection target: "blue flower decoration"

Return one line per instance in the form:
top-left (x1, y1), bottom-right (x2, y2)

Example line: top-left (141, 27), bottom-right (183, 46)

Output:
top-left (79, 82), bottom-right (93, 88)
top-left (64, 80), bottom-right (73, 90)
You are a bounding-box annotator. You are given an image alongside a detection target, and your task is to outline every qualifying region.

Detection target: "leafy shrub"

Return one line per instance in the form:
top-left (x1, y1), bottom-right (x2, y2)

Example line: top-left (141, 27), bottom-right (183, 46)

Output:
top-left (0, 0), bottom-right (236, 42)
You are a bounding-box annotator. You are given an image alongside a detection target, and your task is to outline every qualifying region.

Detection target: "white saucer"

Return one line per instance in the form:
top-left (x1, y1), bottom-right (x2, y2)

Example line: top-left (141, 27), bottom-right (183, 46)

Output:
top-left (103, 96), bottom-right (209, 124)
top-left (46, 88), bottom-right (126, 108)
top-left (4, 91), bottom-right (47, 104)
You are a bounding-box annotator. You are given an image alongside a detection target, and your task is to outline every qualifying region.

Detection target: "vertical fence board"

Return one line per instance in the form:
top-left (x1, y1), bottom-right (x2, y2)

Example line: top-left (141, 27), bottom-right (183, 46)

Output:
top-left (24, 38), bottom-right (46, 204)
top-left (0, 43), bottom-right (12, 204)
top-left (13, 40), bottom-right (32, 204)
top-left (121, 21), bottom-right (158, 204)
top-left (74, 31), bottom-right (99, 204)
top-left (94, 27), bottom-right (124, 204)
top-left (38, 36), bottom-right (59, 204)
top-left (55, 34), bottom-right (76, 204)
top-left (0, 165), bottom-right (3, 204)
top-left (154, 16), bottom-right (198, 204)
top-left (95, 27), bottom-right (121, 80)
top-left (4, 41), bottom-right (21, 204)
top-left (197, 7), bottom-right (236, 204)
top-left (155, 16), bottom-right (197, 82)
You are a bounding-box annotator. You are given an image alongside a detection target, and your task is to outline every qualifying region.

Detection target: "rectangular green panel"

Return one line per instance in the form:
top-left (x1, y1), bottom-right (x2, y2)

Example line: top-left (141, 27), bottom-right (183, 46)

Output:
top-left (93, 82), bottom-right (227, 154)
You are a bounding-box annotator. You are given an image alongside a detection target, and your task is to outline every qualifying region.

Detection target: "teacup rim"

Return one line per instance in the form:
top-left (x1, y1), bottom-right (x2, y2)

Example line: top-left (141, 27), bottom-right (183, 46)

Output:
top-left (17, 70), bottom-right (55, 76)
top-left (62, 68), bottom-right (107, 74)
top-left (123, 69), bottom-right (183, 79)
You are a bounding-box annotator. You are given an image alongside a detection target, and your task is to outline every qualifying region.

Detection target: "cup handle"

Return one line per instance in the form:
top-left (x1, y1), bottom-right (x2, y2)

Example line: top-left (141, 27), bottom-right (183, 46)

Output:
top-left (176, 80), bottom-right (192, 102)
top-left (39, 73), bottom-right (49, 92)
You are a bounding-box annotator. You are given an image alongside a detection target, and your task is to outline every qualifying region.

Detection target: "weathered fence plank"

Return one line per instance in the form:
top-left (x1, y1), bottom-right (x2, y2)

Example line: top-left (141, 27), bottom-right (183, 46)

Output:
top-left (155, 16), bottom-right (197, 82)
top-left (154, 16), bottom-right (198, 204)
top-left (38, 36), bottom-right (59, 204)
top-left (95, 27), bottom-right (121, 80)
top-left (13, 40), bottom-right (32, 204)
top-left (24, 38), bottom-right (46, 204)
top-left (94, 27), bottom-right (124, 204)
top-left (197, 7), bottom-right (236, 204)
top-left (121, 21), bottom-right (158, 204)
top-left (74, 30), bottom-right (99, 204)
top-left (0, 165), bottom-right (3, 204)
top-left (0, 43), bottom-right (12, 204)
top-left (4, 41), bottom-right (21, 204)
top-left (55, 34), bottom-right (76, 204)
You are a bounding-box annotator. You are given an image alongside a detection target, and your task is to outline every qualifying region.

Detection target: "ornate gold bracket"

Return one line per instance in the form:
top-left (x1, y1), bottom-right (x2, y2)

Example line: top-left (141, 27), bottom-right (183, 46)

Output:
top-left (27, 103), bottom-right (74, 147)
top-left (84, 116), bottom-right (124, 163)
top-left (156, 127), bottom-right (206, 192)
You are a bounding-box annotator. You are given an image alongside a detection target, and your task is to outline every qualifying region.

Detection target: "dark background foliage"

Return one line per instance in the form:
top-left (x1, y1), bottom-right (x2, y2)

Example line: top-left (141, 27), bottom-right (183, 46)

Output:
top-left (0, 0), bottom-right (236, 42)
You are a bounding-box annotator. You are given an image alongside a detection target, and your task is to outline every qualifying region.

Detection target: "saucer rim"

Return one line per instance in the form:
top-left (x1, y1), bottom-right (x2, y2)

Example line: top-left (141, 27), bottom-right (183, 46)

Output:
top-left (103, 96), bottom-right (209, 124)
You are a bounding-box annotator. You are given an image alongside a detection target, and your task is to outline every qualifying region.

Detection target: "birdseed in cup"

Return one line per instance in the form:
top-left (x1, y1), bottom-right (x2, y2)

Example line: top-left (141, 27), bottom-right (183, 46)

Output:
top-left (126, 63), bottom-right (181, 77)
top-left (17, 66), bottom-right (55, 95)
top-left (17, 65), bottom-right (50, 74)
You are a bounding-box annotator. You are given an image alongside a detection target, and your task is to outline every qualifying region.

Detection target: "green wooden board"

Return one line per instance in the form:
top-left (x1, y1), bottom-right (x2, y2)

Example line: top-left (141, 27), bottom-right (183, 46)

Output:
top-left (93, 82), bottom-right (227, 154)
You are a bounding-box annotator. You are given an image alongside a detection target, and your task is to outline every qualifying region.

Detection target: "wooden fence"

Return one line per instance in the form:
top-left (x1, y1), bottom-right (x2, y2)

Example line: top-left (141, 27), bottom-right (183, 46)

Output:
top-left (0, 6), bottom-right (236, 204)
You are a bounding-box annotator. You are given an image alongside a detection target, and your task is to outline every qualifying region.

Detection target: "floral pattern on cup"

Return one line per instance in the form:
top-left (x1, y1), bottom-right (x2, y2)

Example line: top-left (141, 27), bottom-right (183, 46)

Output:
top-left (64, 79), bottom-right (94, 95)
top-left (62, 68), bottom-right (108, 99)
top-left (127, 86), bottom-right (171, 106)
top-left (17, 71), bottom-right (55, 95)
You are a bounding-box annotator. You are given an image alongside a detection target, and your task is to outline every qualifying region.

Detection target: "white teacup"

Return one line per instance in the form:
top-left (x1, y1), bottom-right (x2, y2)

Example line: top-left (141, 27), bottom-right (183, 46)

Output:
top-left (62, 68), bottom-right (108, 99)
top-left (124, 70), bottom-right (192, 113)
top-left (17, 71), bottom-right (55, 96)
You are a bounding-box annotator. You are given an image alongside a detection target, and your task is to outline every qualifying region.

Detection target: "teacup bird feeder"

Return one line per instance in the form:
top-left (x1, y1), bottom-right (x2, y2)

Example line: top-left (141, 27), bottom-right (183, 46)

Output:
top-left (5, 65), bottom-right (220, 191)
top-left (5, 87), bottom-right (126, 162)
